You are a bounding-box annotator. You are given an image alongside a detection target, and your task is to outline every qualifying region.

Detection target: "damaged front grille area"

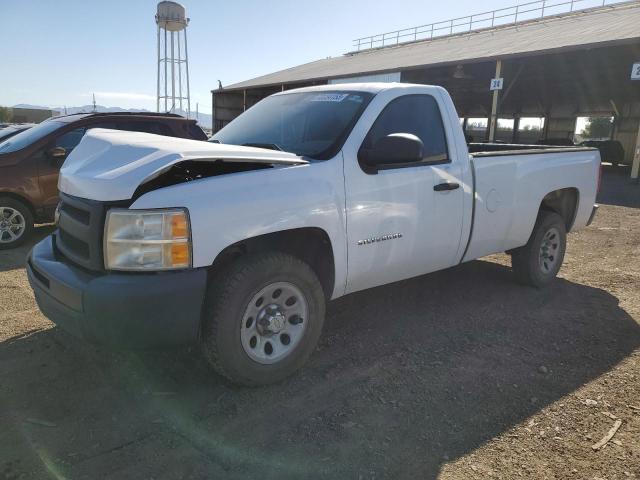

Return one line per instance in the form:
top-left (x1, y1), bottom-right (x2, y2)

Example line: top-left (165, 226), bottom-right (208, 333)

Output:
top-left (54, 158), bottom-right (294, 269)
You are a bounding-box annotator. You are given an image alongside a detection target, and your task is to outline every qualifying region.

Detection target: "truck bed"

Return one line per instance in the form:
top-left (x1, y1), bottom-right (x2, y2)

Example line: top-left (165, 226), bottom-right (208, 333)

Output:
top-left (462, 145), bottom-right (600, 263)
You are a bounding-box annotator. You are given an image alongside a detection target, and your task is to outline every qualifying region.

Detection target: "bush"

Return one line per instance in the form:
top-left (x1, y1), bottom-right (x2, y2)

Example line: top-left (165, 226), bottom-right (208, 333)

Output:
top-left (0, 106), bottom-right (12, 123)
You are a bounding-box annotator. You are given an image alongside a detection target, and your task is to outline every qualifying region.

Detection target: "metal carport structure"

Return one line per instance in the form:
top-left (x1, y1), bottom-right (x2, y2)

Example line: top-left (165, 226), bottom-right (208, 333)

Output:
top-left (212, 0), bottom-right (640, 179)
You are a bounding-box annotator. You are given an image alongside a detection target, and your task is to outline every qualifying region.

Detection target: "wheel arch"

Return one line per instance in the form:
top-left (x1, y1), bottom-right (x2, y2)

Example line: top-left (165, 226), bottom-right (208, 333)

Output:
top-left (210, 227), bottom-right (336, 300)
top-left (538, 187), bottom-right (579, 232)
top-left (0, 191), bottom-right (37, 218)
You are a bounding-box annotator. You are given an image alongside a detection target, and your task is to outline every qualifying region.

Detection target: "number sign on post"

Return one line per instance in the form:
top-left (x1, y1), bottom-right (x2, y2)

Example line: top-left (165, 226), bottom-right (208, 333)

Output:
top-left (490, 78), bottom-right (504, 91)
top-left (631, 63), bottom-right (640, 80)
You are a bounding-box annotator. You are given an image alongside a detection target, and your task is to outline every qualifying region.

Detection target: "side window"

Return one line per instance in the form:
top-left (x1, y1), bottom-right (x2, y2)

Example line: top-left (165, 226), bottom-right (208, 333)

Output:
top-left (55, 127), bottom-right (86, 152)
top-left (188, 123), bottom-right (207, 140)
top-left (153, 123), bottom-right (174, 137)
top-left (361, 94), bottom-right (449, 165)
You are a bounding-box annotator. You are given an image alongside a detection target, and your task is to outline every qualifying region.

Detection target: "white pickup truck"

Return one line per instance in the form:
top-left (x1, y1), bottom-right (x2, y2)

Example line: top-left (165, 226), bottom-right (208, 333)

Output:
top-left (27, 83), bottom-right (600, 385)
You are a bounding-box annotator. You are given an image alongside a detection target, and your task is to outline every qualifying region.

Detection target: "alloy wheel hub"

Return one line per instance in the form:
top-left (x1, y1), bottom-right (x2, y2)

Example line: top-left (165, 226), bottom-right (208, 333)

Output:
top-left (0, 207), bottom-right (25, 243)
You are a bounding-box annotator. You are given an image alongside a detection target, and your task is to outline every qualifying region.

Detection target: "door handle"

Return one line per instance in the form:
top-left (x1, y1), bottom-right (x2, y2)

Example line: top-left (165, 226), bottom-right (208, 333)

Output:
top-left (434, 182), bottom-right (460, 192)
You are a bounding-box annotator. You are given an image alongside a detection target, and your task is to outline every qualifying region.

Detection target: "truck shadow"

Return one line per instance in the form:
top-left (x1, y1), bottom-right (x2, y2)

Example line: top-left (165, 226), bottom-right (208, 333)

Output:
top-left (0, 224), bottom-right (53, 273)
top-left (1, 259), bottom-right (639, 479)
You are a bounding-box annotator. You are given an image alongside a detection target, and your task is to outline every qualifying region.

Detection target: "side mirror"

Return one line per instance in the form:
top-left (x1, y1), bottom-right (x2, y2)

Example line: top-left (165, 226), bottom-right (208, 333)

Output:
top-left (47, 146), bottom-right (67, 159)
top-left (361, 133), bottom-right (424, 171)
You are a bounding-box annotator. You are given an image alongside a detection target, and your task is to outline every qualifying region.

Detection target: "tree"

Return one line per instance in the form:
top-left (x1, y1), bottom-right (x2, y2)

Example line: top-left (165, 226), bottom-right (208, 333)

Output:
top-left (0, 106), bottom-right (11, 123)
top-left (581, 117), bottom-right (613, 140)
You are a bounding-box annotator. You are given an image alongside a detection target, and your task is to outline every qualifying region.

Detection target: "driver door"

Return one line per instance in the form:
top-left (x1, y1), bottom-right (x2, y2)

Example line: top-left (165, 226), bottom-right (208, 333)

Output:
top-left (344, 93), bottom-right (465, 294)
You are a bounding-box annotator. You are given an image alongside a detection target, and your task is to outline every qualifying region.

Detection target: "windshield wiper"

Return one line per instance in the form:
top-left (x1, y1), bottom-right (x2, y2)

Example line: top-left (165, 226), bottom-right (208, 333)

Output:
top-left (242, 142), bottom-right (283, 151)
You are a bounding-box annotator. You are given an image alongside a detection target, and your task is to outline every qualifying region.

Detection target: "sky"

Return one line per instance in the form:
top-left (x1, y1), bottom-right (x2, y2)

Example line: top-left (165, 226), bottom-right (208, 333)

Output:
top-left (2, 0), bottom-right (527, 114)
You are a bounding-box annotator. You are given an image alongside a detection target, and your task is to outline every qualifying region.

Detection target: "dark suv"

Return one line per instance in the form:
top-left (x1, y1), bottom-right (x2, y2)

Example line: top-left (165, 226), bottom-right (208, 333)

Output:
top-left (0, 112), bottom-right (207, 248)
top-left (579, 140), bottom-right (626, 166)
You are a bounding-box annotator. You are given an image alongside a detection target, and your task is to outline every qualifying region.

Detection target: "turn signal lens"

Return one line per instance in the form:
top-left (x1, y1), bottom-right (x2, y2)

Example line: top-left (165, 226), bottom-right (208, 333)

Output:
top-left (104, 208), bottom-right (192, 271)
top-left (171, 213), bottom-right (189, 238)
top-left (170, 243), bottom-right (190, 266)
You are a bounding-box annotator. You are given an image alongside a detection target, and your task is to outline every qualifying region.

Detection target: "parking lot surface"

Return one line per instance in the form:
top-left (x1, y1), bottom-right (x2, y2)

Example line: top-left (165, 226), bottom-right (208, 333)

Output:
top-left (1, 168), bottom-right (639, 479)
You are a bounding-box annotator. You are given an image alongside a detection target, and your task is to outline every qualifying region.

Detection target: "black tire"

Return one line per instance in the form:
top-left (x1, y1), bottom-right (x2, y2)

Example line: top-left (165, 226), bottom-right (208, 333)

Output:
top-left (201, 252), bottom-right (326, 386)
top-left (0, 197), bottom-right (34, 250)
top-left (511, 211), bottom-right (567, 288)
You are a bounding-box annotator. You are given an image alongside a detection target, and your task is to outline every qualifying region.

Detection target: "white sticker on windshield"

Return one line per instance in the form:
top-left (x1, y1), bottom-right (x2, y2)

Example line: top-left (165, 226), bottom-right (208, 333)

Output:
top-left (309, 93), bottom-right (349, 102)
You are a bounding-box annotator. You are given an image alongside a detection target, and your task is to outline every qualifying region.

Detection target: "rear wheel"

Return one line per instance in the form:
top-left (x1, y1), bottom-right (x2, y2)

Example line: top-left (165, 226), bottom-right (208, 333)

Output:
top-left (0, 197), bottom-right (33, 250)
top-left (201, 252), bottom-right (325, 386)
top-left (511, 211), bottom-right (566, 288)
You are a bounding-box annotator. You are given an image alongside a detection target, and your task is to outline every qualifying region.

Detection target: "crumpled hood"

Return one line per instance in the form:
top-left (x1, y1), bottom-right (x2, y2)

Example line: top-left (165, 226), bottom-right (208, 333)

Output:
top-left (59, 128), bottom-right (307, 201)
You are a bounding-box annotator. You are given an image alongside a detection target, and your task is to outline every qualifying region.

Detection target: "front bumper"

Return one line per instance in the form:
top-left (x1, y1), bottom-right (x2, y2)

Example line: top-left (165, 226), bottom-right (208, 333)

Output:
top-left (27, 236), bottom-right (208, 348)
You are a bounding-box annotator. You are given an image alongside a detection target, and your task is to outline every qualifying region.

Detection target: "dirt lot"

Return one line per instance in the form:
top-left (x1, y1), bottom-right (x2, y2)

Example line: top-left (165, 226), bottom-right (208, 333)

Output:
top-left (1, 167), bottom-right (639, 480)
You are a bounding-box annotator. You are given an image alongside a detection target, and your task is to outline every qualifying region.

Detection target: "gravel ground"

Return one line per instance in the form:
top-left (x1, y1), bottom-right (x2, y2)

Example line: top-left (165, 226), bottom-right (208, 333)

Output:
top-left (1, 167), bottom-right (639, 480)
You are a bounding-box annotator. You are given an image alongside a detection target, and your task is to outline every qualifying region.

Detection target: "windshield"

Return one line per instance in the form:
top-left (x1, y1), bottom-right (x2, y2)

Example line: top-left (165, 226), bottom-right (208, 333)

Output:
top-left (211, 91), bottom-right (374, 159)
top-left (0, 120), bottom-right (63, 154)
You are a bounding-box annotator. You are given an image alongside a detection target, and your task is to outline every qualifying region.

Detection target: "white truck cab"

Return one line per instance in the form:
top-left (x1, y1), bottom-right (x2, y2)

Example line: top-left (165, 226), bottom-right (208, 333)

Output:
top-left (28, 83), bottom-right (600, 385)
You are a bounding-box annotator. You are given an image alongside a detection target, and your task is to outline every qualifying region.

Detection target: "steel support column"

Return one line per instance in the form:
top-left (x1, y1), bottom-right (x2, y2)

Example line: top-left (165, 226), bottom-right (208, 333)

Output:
top-left (212, 92), bottom-right (216, 132)
top-left (513, 117), bottom-right (521, 143)
top-left (183, 27), bottom-right (191, 118)
top-left (156, 26), bottom-right (160, 113)
top-left (488, 59), bottom-right (502, 142)
top-left (170, 31), bottom-right (175, 113)
top-left (631, 122), bottom-right (640, 180)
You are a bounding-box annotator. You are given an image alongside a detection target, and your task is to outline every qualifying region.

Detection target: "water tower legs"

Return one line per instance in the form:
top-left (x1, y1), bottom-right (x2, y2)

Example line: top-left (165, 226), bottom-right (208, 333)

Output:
top-left (155, 1), bottom-right (190, 117)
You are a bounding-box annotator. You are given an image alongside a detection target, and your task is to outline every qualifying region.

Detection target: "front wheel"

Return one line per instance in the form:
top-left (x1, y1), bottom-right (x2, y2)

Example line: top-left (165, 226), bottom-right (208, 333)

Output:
top-left (201, 252), bottom-right (326, 386)
top-left (0, 197), bottom-right (34, 250)
top-left (511, 211), bottom-right (567, 288)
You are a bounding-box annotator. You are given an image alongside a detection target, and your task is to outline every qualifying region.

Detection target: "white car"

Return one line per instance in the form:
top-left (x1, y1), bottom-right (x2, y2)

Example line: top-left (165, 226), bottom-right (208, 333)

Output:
top-left (28, 83), bottom-right (600, 385)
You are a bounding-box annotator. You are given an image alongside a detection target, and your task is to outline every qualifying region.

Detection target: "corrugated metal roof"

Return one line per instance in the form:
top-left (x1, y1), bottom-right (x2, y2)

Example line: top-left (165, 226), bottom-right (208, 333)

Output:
top-left (220, 1), bottom-right (640, 92)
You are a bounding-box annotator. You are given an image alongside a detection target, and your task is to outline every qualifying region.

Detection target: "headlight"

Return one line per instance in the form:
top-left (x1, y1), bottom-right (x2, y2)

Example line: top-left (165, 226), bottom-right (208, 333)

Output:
top-left (104, 208), bottom-right (191, 271)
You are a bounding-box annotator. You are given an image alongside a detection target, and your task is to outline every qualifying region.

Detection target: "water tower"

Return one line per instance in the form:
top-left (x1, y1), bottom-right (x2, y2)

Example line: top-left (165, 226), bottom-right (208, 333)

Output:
top-left (156, 1), bottom-right (191, 117)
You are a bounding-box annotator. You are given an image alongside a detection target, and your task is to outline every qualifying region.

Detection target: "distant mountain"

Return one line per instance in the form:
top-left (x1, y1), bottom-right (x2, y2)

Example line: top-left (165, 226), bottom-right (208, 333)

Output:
top-left (13, 103), bottom-right (57, 110)
top-left (11, 103), bottom-right (212, 129)
top-left (63, 105), bottom-right (152, 115)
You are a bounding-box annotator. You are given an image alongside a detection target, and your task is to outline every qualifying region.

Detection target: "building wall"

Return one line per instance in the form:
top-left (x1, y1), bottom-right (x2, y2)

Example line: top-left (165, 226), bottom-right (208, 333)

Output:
top-left (212, 92), bottom-right (244, 131)
top-left (10, 108), bottom-right (56, 123)
top-left (546, 117), bottom-right (577, 142)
